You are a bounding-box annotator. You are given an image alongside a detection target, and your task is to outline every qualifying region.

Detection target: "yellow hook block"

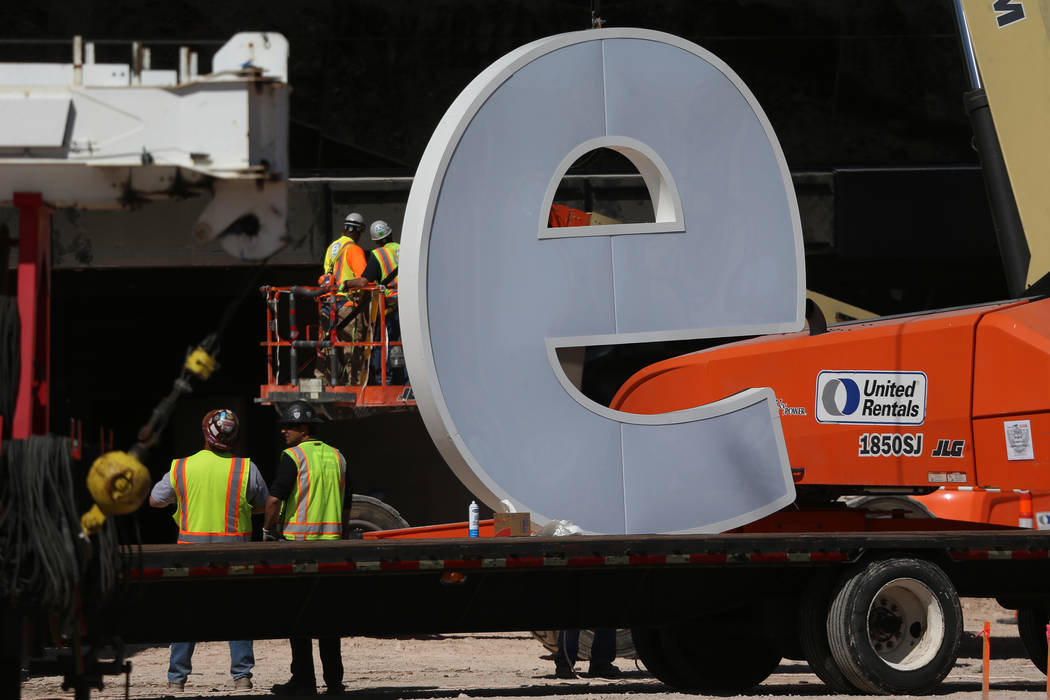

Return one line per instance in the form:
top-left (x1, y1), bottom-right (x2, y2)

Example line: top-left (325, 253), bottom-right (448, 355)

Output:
top-left (80, 451), bottom-right (152, 535)
top-left (184, 347), bottom-right (218, 380)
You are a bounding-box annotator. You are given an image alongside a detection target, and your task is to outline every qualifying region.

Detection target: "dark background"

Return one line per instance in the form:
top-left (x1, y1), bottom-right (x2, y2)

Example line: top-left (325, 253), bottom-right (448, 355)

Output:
top-left (2, 1), bottom-right (979, 173)
top-left (3, 0), bottom-right (1010, 540)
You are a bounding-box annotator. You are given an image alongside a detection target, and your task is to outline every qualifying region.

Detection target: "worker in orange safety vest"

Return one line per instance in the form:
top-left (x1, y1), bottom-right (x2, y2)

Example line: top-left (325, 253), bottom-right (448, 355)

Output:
top-left (264, 400), bottom-right (349, 696)
top-left (320, 212), bottom-right (368, 328)
top-left (148, 408), bottom-right (269, 692)
top-left (321, 213), bottom-right (367, 291)
top-left (319, 212), bottom-right (370, 383)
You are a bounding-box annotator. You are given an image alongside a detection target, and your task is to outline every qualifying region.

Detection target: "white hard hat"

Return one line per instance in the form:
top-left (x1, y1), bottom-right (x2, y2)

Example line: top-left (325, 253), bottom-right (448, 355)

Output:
top-left (370, 220), bottom-right (393, 241)
top-left (343, 212), bottom-right (365, 231)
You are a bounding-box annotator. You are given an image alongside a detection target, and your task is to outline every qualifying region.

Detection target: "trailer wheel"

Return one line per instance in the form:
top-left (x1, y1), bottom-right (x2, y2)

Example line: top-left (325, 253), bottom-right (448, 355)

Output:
top-left (343, 494), bottom-right (410, 538)
top-left (827, 558), bottom-right (961, 695)
top-left (655, 610), bottom-right (781, 694)
top-left (629, 625), bottom-right (687, 688)
top-left (799, 574), bottom-right (860, 693)
top-left (1017, 608), bottom-right (1049, 674)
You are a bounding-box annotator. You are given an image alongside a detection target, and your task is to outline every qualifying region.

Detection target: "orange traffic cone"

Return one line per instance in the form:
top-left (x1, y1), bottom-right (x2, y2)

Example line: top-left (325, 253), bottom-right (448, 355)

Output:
top-left (1019, 490), bottom-right (1034, 529)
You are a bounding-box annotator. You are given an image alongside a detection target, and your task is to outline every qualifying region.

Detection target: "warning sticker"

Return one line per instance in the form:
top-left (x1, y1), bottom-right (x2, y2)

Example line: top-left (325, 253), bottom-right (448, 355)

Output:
top-left (1005, 419), bottom-right (1035, 461)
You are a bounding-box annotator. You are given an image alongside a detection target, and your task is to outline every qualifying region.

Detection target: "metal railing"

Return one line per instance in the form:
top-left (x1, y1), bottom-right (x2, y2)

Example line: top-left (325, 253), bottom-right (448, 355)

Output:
top-left (260, 283), bottom-right (403, 390)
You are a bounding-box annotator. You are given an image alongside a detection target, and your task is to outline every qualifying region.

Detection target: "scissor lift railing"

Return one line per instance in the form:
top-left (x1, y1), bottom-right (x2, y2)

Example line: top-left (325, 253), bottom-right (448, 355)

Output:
top-left (258, 284), bottom-right (414, 416)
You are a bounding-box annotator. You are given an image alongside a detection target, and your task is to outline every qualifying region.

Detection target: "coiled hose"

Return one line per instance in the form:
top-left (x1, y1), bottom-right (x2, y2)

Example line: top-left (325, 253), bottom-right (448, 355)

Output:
top-left (0, 435), bottom-right (118, 631)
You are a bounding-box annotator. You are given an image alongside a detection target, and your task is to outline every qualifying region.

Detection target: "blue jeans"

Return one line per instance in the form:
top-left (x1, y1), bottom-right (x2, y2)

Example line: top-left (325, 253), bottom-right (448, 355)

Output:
top-left (168, 640), bottom-right (254, 683)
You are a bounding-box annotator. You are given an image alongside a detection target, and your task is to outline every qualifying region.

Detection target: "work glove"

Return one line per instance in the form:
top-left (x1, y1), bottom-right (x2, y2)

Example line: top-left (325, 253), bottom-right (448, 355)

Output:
top-left (261, 528), bottom-right (281, 542)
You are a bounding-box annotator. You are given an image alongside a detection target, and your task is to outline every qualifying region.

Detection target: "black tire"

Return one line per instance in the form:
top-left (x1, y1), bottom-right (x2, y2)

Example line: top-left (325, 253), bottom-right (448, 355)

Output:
top-left (799, 574), bottom-right (861, 693)
top-left (1017, 608), bottom-right (1049, 674)
top-left (656, 609), bottom-right (782, 694)
top-left (343, 494), bottom-right (409, 538)
top-left (827, 557), bottom-right (962, 695)
top-left (630, 625), bottom-right (688, 688)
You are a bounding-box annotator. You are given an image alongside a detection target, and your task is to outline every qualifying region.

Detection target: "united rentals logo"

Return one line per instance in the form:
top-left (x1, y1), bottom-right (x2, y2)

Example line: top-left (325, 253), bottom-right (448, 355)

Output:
top-left (815, 371), bottom-right (926, 425)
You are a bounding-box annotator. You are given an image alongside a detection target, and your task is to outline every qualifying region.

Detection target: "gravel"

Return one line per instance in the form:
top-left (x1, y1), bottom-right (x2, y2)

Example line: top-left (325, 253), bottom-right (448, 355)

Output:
top-left (20, 599), bottom-right (1047, 699)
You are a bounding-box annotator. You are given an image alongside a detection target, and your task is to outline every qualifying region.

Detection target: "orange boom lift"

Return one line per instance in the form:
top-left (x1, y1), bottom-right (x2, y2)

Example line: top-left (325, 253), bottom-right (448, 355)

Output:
top-left (613, 298), bottom-right (1050, 513)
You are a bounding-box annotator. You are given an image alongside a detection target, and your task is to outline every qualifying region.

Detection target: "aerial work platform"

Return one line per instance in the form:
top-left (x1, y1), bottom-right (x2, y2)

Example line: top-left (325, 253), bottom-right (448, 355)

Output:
top-left (258, 283), bottom-right (414, 418)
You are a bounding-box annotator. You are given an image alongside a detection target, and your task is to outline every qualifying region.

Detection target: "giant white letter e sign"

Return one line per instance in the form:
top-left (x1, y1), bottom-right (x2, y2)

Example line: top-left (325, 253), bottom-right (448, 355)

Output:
top-left (401, 29), bottom-right (804, 534)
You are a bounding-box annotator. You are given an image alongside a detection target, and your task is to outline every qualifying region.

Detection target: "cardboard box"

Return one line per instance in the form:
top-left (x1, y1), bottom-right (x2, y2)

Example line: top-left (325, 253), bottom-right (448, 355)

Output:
top-left (493, 512), bottom-right (531, 537)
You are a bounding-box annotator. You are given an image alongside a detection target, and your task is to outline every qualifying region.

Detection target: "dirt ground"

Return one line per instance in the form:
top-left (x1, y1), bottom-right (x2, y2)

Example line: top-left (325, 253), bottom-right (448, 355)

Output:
top-left (20, 599), bottom-right (1048, 699)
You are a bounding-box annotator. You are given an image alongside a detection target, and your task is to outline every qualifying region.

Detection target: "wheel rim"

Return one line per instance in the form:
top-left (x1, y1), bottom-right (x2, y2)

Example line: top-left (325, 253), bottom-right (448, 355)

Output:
top-left (865, 577), bottom-right (945, 670)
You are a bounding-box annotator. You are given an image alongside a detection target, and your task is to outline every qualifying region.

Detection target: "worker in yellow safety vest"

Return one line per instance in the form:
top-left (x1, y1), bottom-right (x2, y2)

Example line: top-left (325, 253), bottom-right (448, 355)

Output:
top-left (344, 219), bottom-right (405, 384)
top-left (148, 408), bottom-right (269, 692)
top-left (264, 400), bottom-right (348, 696)
top-left (344, 219), bottom-right (399, 299)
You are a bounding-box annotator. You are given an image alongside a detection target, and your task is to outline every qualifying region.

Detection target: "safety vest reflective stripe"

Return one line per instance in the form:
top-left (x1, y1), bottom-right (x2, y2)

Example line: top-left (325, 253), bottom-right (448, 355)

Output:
top-left (225, 458), bottom-right (247, 533)
top-left (178, 532), bottom-right (251, 544)
top-left (283, 523), bottom-right (342, 535)
top-left (373, 245), bottom-right (397, 279)
top-left (291, 445), bottom-right (310, 525)
top-left (338, 451), bottom-right (346, 494)
top-left (173, 458), bottom-right (189, 533)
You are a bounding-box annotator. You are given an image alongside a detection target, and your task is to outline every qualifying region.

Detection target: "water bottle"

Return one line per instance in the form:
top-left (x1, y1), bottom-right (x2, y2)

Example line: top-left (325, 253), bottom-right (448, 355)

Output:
top-left (468, 500), bottom-right (480, 538)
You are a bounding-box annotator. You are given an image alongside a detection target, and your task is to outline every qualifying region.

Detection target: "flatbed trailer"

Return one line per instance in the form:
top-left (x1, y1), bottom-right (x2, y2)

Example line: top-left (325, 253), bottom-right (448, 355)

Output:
top-left (113, 528), bottom-right (1050, 695)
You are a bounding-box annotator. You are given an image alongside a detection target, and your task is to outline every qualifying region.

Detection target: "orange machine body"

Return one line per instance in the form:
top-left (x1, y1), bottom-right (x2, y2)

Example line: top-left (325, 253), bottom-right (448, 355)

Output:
top-left (915, 488), bottom-right (1050, 529)
top-left (612, 297), bottom-right (1050, 492)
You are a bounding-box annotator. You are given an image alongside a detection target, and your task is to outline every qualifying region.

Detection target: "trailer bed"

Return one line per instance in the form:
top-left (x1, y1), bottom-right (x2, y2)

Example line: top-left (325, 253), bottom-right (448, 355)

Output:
top-left (113, 530), bottom-right (1050, 643)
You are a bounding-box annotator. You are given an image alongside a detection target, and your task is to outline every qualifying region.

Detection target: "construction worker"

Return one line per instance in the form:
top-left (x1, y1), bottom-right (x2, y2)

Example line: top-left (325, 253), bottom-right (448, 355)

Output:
top-left (344, 220), bottom-right (399, 291)
top-left (319, 212), bottom-right (369, 382)
top-left (148, 408), bottom-right (269, 692)
top-left (344, 220), bottom-right (404, 384)
top-left (264, 400), bottom-right (348, 696)
top-left (321, 212), bottom-right (368, 294)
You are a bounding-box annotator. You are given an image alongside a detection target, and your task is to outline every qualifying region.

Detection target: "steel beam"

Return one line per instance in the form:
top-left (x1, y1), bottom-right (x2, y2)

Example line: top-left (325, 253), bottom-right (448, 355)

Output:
top-left (11, 192), bottom-right (51, 438)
